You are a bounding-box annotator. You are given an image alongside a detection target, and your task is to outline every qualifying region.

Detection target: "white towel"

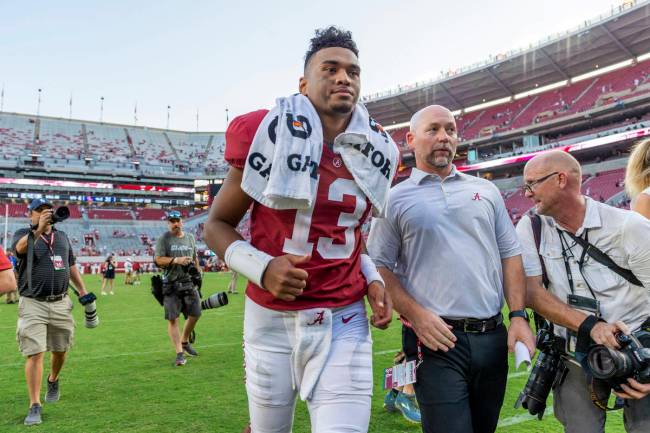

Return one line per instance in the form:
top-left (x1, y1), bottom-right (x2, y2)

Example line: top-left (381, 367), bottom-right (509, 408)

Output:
top-left (241, 94), bottom-right (399, 216)
top-left (291, 308), bottom-right (333, 401)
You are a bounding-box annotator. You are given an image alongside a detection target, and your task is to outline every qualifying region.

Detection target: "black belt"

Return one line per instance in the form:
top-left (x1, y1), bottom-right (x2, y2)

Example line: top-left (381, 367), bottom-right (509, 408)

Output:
top-left (441, 313), bottom-right (503, 333)
top-left (30, 293), bottom-right (68, 303)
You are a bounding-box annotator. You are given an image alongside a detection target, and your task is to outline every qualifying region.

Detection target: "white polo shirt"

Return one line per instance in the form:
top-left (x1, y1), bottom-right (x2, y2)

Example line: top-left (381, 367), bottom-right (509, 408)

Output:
top-left (516, 197), bottom-right (650, 335)
top-left (368, 166), bottom-right (521, 319)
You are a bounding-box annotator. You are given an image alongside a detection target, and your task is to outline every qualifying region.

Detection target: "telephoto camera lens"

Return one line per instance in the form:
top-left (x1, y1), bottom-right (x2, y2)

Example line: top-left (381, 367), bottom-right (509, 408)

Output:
top-left (84, 302), bottom-right (99, 328)
top-left (201, 292), bottom-right (228, 310)
top-left (588, 334), bottom-right (636, 380)
top-left (78, 292), bottom-right (99, 328)
top-left (514, 350), bottom-right (566, 419)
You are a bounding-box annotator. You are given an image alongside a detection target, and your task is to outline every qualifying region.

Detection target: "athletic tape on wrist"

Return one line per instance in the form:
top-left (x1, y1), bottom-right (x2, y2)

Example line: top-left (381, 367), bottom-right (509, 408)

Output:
top-left (224, 240), bottom-right (274, 289)
top-left (360, 254), bottom-right (384, 287)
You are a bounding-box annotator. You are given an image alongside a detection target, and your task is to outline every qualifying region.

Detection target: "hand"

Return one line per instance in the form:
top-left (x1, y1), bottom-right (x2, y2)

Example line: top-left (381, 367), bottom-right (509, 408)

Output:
top-left (590, 321), bottom-right (630, 349)
top-left (410, 307), bottom-right (457, 352)
top-left (367, 281), bottom-right (392, 329)
top-left (508, 317), bottom-right (536, 357)
top-left (35, 209), bottom-right (53, 235)
top-left (77, 288), bottom-right (88, 297)
top-left (261, 254), bottom-right (310, 301)
top-left (175, 256), bottom-right (192, 266)
top-left (614, 378), bottom-right (650, 400)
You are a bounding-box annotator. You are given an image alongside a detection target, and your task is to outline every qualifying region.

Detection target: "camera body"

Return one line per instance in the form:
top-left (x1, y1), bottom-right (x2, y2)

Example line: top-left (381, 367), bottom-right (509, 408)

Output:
top-left (183, 263), bottom-right (202, 290)
top-left (587, 333), bottom-right (650, 391)
top-left (51, 206), bottom-right (70, 224)
top-left (515, 323), bottom-right (568, 419)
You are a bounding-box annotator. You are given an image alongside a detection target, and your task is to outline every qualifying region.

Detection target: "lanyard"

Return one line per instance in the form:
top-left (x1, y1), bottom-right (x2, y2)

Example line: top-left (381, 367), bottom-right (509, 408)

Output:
top-left (40, 232), bottom-right (55, 256)
top-left (557, 228), bottom-right (597, 299)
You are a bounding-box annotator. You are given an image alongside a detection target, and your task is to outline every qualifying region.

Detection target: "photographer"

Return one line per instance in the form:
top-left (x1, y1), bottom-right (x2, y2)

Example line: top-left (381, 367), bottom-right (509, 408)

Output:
top-left (154, 210), bottom-right (201, 366)
top-left (516, 151), bottom-right (650, 432)
top-left (0, 246), bottom-right (17, 294)
top-left (11, 199), bottom-right (87, 426)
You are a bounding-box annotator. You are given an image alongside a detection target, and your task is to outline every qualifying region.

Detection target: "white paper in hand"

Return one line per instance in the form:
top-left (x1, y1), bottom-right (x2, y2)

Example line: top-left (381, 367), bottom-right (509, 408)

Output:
top-left (514, 341), bottom-right (532, 370)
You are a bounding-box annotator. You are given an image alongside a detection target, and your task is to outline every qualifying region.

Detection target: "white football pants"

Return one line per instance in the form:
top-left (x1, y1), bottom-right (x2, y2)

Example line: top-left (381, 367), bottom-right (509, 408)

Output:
top-left (244, 296), bottom-right (373, 433)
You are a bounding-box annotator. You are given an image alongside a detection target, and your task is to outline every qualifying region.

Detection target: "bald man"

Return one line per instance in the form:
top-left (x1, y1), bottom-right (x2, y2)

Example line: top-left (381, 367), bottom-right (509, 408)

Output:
top-left (516, 151), bottom-right (650, 432)
top-left (368, 105), bottom-right (535, 433)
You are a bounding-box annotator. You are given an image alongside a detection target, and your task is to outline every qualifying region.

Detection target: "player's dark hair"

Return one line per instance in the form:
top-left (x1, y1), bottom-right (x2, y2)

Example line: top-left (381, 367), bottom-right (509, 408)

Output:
top-left (304, 26), bottom-right (358, 70)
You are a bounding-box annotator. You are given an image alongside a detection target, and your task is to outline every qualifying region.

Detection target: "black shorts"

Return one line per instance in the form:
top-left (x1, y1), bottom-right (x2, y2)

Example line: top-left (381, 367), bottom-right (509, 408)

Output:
top-left (104, 270), bottom-right (115, 279)
top-left (163, 281), bottom-right (201, 320)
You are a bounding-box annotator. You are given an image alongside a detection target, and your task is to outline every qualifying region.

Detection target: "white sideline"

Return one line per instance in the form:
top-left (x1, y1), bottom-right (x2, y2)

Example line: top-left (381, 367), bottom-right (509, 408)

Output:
top-left (498, 407), bottom-right (554, 427)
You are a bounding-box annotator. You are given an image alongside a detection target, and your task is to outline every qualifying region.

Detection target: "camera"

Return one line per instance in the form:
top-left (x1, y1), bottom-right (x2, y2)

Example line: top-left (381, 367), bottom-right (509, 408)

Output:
top-left (515, 323), bottom-right (568, 419)
top-left (183, 263), bottom-right (203, 289)
top-left (51, 206), bottom-right (70, 224)
top-left (587, 333), bottom-right (650, 391)
top-left (78, 292), bottom-right (99, 328)
top-left (201, 292), bottom-right (228, 310)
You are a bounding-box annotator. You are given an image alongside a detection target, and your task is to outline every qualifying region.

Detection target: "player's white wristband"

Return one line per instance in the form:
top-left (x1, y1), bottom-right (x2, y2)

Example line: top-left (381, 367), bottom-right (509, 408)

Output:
top-left (224, 240), bottom-right (274, 289)
top-left (360, 254), bottom-right (384, 287)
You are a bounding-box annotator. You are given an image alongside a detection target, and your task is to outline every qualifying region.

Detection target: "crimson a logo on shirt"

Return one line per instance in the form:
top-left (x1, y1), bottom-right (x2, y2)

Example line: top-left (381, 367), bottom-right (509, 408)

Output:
top-left (307, 310), bottom-right (325, 326)
top-left (472, 193), bottom-right (481, 201)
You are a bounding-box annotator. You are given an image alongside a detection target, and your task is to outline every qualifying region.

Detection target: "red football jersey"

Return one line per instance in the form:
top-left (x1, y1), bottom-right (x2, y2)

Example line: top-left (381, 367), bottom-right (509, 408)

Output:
top-left (225, 110), bottom-right (373, 310)
top-left (0, 247), bottom-right (11, 271)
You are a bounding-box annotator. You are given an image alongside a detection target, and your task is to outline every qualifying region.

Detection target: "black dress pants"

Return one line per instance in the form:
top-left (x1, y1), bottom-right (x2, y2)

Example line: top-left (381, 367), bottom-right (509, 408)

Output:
top-left (402, 324), bottom-right (508, 433)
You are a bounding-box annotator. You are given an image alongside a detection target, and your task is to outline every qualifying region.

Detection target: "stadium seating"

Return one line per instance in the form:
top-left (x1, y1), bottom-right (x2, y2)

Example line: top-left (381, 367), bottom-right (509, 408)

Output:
top-left (128, 128), bottom-right (175, 167)
top-left (581, 168), bottom-right (625, 202)
top-left (388, 59), bottom-right (650, 145)
top-left (86, 123), bottom-right (132, 163)
top-left (0, 114), bottom-right (34, 159)
top-left (37, 118), bottom-right (85, 163)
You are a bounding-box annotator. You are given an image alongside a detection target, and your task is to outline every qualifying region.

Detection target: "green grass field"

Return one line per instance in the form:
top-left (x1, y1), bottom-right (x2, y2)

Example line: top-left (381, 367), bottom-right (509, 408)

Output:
top-left (0, 273), bottom-right (627, 432)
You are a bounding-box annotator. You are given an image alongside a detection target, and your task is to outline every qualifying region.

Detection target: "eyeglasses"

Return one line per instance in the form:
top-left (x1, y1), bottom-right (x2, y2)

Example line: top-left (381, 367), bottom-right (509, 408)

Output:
top-left (523, 172), bottom-right (559, 194)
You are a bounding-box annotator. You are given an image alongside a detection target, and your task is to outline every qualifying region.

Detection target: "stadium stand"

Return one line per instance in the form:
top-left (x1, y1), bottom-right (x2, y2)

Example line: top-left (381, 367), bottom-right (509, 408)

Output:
top-left (453, 59), bottom-right (650, 141)
top-left (0, 114), bottom-right (34, 159)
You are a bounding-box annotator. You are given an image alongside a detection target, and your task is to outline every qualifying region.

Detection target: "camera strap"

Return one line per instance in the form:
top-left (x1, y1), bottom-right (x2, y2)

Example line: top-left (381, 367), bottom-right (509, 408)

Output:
top-left (531, 215), bottom-right (553, 333)
top-left (590, 377), bottom-right (625, 411)
top-left (26, 231), bottom-right (35, 295)
top-left (564, 231), bottom-right (642, 287)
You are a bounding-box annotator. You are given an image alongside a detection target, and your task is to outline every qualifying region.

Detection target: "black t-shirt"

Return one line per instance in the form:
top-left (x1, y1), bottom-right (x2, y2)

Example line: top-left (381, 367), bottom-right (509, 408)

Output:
top-left (11, 228), bottom-right (75, 298)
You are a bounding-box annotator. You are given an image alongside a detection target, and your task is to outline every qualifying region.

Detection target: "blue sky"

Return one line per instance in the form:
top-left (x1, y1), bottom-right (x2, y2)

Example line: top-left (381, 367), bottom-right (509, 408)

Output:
top-left (0, 0), bottom-right (627, 131)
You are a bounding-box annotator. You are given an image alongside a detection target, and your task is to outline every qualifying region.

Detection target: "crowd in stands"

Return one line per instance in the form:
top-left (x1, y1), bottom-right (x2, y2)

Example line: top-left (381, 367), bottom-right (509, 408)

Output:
top-left (387, 59), bottom-right (650, 149)
top-left (0, 113), bottom-right (227, 176)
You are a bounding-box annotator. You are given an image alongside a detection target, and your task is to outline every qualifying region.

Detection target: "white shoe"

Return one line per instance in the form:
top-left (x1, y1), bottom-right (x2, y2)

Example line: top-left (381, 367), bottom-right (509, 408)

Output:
top-left (101, 292), bottom-right (107, 296)
top-left (110, 292), bottom-right (114, 295)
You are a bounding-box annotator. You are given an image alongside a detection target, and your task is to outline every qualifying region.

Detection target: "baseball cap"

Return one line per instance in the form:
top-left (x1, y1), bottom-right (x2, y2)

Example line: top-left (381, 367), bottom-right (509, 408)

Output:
top-left (28, 198), bottom-right (53, 212)
top-left (167, 210), bottom-right (182, 220)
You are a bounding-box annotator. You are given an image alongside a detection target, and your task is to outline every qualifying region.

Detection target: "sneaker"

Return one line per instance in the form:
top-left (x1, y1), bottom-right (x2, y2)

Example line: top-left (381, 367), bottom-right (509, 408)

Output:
top-left (384, 389), bottom-right (399, 412)
top-left (45, 377), bottom-right (60, 403)
top-left (395, 392), bottom-right (421, 424)
top-left (110, 292), bottom-right (114, 295)
top-left (24, 404), bottom-right (42, 426)
top-left (182, 342), bottom-right (199, 357)
top-left (101, 292), bottom-right (107, 296)
top-left (175, 353), bottom-right (186, 366)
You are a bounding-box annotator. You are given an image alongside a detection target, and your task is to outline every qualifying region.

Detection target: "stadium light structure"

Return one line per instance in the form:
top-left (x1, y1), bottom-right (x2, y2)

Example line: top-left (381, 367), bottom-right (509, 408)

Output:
top-left (166, 105), bottom-right (171, 130)
top-left (100, 96), bottom-right (105, 123)
top-left (36, 88), bottom-right (42, 116)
